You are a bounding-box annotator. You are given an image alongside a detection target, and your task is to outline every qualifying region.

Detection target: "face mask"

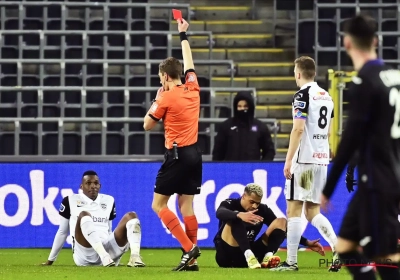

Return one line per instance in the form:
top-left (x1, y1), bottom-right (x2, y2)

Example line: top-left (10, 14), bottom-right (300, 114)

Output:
top-left (236, 110), bottom-right (249, 120)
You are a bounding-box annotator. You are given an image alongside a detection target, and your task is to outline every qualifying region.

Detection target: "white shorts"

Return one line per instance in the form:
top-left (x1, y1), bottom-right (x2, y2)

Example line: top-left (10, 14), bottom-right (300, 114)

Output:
top-left (72, 232), bottom-right (129, 266)
top-left (284, 163), bottom-right (327, 203)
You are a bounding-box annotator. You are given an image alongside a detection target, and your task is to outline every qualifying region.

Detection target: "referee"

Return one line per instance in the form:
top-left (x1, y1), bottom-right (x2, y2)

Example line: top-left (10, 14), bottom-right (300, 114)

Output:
top-left (321, 15), bottom-right (400, 280)
top-left (143, 18), bottom-right (202, 271)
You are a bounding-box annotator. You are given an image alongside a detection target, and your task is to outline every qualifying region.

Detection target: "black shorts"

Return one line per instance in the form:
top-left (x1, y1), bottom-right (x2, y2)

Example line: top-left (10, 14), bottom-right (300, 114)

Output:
top-left (339, 189), bottom-right (400, 258)
top-left (215, 238), bottom-right (268, 268)
top-left (154, 143), bottom-right (202, 196)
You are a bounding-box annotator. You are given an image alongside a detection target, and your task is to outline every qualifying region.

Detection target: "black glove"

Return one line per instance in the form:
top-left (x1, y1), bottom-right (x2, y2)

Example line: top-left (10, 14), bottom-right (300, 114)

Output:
top-left (345, 165), bottom-right (357, 193)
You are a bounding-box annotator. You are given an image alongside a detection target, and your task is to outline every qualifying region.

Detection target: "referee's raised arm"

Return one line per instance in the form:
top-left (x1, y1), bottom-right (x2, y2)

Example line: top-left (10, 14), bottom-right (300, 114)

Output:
top-left (178, 19), bottom-right (195, 72)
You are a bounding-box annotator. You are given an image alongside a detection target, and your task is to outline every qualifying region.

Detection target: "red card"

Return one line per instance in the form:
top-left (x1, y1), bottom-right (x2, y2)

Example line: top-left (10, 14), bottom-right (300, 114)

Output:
top-left (172, 9), bottom-right (182, 20)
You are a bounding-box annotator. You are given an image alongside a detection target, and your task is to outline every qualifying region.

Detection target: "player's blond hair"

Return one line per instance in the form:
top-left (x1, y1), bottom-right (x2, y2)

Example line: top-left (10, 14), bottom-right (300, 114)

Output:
top-left (294, 56), bottom-right (316, 80)
top-left (244, 183), bottom-right (263, 198)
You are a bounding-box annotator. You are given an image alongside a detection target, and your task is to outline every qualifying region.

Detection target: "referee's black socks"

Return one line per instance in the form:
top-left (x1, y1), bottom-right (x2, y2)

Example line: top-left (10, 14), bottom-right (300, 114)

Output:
top-left (338, 251), bottom-right (376, 280)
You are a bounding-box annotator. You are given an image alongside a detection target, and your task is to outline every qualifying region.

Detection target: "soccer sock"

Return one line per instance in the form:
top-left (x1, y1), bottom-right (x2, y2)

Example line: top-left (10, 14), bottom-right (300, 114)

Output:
top-left (265, 229), bottom-right (286, 255)
top-left (339, 251), bottom-right (376, 280)
top-left (376, 262), bottom-right (400, 280)
top-left (286, 217), bottom-right (302, 265)
top-left (311, 213), bottom-right (338, 251)
top-left (80, 216), bottom-right (109, 259)
top-left (183, 215), bottom-right (198, 245)
top-left (126, 218), bottom-right (141, 257)
top-left (158, 208), bottom-right (193, 252)
top-left (230, 220), bottom-right (251, 254)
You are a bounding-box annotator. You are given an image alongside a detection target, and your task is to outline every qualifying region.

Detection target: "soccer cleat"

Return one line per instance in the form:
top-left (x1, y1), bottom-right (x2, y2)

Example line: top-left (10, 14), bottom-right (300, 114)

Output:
top-left (101, 254), bottom-right (115, 267)
top-left (127, 255), bottom-right (145, 267)
top-left (172, 245), bottom-right (201, 271)
top-left (328, 252), bottom-right (342, 272)
top-left (261, 255), bottom-right (281, 268)
top-left (182, 260), bottom-right (199, 271)
top-left (270, 261), bottom-right (299, 271)
top-left (246, 255), bottom-right (261, 269)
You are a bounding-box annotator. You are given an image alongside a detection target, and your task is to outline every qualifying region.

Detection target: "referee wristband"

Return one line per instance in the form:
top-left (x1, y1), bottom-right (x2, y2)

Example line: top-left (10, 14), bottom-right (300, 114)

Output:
top-left (179, 32), bottom-right (188, 42)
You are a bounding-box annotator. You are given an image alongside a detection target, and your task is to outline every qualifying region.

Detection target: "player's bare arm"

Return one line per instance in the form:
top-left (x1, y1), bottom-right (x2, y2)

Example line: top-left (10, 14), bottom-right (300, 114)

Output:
top-left (283, 119), bottom-right (306, 179)
top-left (178, 19), bottom-right (194, 72)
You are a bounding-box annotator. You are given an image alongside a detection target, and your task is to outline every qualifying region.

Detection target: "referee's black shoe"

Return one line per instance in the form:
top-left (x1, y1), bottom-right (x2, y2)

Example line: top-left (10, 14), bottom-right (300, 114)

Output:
top-left (179, 248), bottom-right (199, 271)
top-left (172, 245), bottom-right (201, 271)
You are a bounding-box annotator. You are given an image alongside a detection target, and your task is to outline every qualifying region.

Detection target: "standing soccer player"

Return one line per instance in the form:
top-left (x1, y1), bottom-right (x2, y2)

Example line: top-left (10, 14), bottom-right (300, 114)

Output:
top-left (143, 18), bottom-right (202, 271)
top-left (321, 15), bottom-right (400, 280)
top-left (272, 56), bottom-right (339, 272)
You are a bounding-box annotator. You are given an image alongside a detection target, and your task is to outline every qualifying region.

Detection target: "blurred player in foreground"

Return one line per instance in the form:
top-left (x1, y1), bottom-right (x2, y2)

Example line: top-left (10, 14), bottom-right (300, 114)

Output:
top-left (143, 18), bottom-right (202, 271)
top-left (273, 56), bottom-right (339, 272)
top-left (214, 183), bottom-right (325, 269)
top-left (322, 15), bottom-right (400, 280)
top-left (42, 171), bottom-right (144, 267)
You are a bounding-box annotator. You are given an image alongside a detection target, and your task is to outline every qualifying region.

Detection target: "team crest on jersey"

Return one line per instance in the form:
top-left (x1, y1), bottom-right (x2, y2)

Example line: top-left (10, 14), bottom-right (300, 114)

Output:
top-left (77, 200), bottom-right (87, 207)
top-left (251, 125), bottom-right (257, 132)
top-left (101, 203), bottom-right (107, 210)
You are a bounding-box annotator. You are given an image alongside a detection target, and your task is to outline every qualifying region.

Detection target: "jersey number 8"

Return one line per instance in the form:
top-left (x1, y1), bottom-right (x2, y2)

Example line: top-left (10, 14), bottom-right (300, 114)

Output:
top-left (318, 106), bottom-right (328, 129)
top-left (389, 87), bottom-right (400, 139)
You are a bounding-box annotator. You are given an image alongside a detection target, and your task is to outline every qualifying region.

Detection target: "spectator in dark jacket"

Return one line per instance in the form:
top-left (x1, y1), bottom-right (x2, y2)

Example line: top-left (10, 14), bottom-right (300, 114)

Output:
top-left (212, 91), bottom-right (276, 161)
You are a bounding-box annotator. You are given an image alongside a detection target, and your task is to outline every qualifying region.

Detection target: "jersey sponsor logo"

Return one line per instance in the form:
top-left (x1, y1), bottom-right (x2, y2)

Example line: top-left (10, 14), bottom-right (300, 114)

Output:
top-left (313, 95), bottom-right (332, 101)
top-left (100, 203), bottom-right (107, 210)
top-left (59, 203), bottom-right (65, 212)
top-left (293, 101), bottom-right (306, 109)
top-left (92, 216), bottom-right (109, 223)
top-left (313, 134), bottom-right (328, 140)
top-left (247, 230), bottom-right (256, 240)
top-left (313, 152), bottom-right (328, 159)
top-left (318, 91), bottom-right (326, 95)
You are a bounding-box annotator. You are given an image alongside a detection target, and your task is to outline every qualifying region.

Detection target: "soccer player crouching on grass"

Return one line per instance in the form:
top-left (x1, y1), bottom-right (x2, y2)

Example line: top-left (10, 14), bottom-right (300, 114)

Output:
top-left (42, 171), bottom-right (145, 267)
top-left (213, 183), bottom-right (325, 269)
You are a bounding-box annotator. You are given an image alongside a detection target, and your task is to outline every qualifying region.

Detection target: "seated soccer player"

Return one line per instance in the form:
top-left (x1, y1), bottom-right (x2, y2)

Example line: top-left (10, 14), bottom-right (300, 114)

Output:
top-left (214, 183), bottom-right (325, 269)
top-left (42, 171), bottom-right (145, 267)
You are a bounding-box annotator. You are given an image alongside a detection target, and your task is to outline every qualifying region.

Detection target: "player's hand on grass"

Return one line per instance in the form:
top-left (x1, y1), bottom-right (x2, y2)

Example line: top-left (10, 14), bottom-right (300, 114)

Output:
top-left (237, 210), bottom-right (263, 225)
top-left (41, 260), bottom-right (53, 266)
top-left (306, 238), bottom-right (325, 256)
top-left (177, 18), bottom-right (189, 33)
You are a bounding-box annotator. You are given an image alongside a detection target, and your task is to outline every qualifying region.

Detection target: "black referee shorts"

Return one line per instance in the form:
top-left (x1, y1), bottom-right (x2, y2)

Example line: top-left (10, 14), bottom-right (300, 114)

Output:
top-left (339, 189), bottom-right (400, 258)
top-left (154, 143), bottom-right (202, 196)
top-left (215, 238), bottom-right (268, 268)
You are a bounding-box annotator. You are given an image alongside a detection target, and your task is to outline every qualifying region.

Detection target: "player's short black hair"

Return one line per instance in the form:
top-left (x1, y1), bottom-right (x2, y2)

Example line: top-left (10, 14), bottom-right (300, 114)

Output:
top-left (343, 14), bottom-right (377, 51)
top-left (82, 170), bottom-right (98, 178)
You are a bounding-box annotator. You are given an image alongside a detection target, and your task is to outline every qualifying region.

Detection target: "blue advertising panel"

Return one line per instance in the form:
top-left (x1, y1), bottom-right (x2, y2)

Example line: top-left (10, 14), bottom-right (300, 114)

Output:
top-left (0, 162), bottom-right (352, 248)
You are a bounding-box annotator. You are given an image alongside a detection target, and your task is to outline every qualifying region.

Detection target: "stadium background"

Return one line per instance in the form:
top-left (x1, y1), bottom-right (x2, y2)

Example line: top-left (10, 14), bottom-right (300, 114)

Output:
top-left (0, 0), bottom-right (397, 250)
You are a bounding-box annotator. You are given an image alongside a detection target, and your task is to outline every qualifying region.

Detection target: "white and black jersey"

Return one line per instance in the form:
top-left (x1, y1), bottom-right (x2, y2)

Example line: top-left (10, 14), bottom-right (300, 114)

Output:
top-left (59, 194), bottom-right (116, 242)
top-left (292, 82), bottom-right (334, 165)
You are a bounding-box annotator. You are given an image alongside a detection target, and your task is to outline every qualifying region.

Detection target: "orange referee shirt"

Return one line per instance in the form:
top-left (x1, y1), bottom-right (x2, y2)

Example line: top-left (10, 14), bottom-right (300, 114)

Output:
top-left (148, 70), bottom-right (200, 149)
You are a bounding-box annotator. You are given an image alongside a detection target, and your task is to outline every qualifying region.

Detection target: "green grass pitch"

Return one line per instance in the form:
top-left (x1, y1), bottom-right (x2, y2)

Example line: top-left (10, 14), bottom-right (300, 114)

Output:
top-left (0, 248), bottom-right (361, 280)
